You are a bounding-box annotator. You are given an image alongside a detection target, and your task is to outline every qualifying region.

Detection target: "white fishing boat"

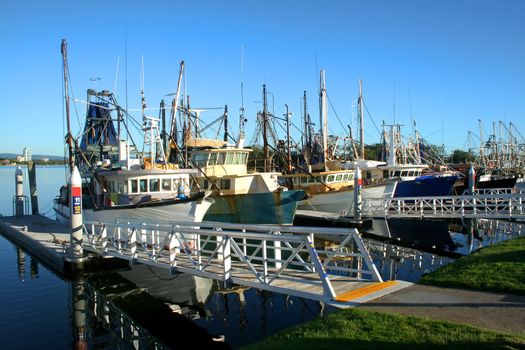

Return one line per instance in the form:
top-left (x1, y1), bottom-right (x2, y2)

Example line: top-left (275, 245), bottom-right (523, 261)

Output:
top-left (54, 41), bottom-right (212, 223)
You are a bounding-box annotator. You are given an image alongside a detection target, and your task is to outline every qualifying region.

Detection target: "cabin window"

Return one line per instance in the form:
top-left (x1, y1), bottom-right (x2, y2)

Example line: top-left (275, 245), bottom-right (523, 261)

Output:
top-left (232, 152), bottom-right (240, 164)
top-left (225, 152), bottom-right (234, 164)
top-left (335, 174), bottom-right (343, 181)
top-left (394, 171), bottom-right (401, 177)
top-left (343, 174), bottom-right (349, 181)
top-left (208, 153), bottom-right (218, 165)
top-left (300, 176), bottom-right (307, 184)
top-left (315, 176), bottom-right (321, 183)
top-left (383, 170), bottom-right (389, 178)
top-left (130, 180), bottom-right (138, 194)
top-left (192, 153), bottom-right (208, 167)
top-left (349, 173), bottom-right (354, 180)
top-left (292, 177), bottom-right (298, 185)
top-left (401, 171), bottom-right (407, 177)
top-left (366, 171), bottom-right (372, 179)
top-left (220, 179), bottom-right (231, 190)
top-left (217, 153), bottom-right (225, 165)
top-left (309, 176), bottom-right (315, 183)
top-left (241, 153), bottom-right (249, 164)
top-left (172, 178), bottom-right (180, 190)
top-left (139, 179), bottom-right (147, 193)
top-left (117, 181), bottom-right (127, 194)
top-left (327, 175), bottom-right (335, 182)
top-left (162, 179), bottom-right (171, 191)
top-left (203, 179), bottom-right (209, 189)
top-left (149, 178), bottom-right (160, 192)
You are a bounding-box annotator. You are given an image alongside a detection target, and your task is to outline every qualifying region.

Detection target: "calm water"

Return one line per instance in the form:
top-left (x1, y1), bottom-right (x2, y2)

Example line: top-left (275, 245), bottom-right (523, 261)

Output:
top-left (0, 165), bottom-right (523, 349)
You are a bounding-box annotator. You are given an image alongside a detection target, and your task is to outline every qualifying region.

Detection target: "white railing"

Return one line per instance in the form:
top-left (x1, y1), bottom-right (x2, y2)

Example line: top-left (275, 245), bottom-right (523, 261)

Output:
top-left (474, 187), bottom-right (525, 195)
top-left (363, 192), bottom-right (525, 219)
top-left (82, 220), bottom-right (382, 302)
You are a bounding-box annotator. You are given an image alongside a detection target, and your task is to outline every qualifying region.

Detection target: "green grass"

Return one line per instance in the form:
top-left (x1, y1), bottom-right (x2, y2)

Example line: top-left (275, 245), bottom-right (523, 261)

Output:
top-left (420, 236), bottom-right (525, 295)
top-left (242, 308), bottom-right (525, 350)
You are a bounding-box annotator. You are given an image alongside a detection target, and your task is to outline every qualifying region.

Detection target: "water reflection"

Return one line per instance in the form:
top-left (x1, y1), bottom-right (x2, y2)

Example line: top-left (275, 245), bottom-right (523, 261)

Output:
top-left (70, 277), bottom-right (167, 349)
top-left (76, 264), bottom-right (333, 349)
top-left (6, 216), bottom-right (525, 349)
top-left (365, 239), bottom-right (453, 282)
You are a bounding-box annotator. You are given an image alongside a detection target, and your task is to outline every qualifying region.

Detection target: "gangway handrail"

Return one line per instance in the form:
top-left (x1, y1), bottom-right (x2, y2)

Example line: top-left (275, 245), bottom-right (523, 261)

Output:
top-left (82, 219), bottom-right (383, 303)
top-left (362, 191), bottom-right (525, 220)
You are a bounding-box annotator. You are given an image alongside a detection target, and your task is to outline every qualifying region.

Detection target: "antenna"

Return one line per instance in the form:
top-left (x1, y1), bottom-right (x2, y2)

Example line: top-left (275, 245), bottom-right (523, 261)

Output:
top-left (241, 43), bottom-right (244, 110)
top-left (393, 75), bottom-right (396, 124)
top-left (125, 22), bottom-right (128, 142)
top-left (113, 56), bottom-right (120, 97)
top-left (239, 44), bottom-right (246, 142)
top-left (140, 55), bottom-right (146, 119)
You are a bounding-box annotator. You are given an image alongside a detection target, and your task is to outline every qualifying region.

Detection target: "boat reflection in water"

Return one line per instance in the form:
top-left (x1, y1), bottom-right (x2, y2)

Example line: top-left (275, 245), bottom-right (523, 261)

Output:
top-left (69, 263), bottom-right (335, 349)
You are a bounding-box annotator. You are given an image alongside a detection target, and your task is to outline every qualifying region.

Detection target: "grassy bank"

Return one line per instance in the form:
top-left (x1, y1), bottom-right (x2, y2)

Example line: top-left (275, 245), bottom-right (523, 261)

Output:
top-left (420, 236), bottom-right (525, 295)
top-left (243, 308), bottom-right (525, 350)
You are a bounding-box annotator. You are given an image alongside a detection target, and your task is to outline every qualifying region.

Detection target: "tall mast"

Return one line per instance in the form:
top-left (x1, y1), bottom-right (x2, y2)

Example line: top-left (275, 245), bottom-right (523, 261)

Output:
top-left (478, 119), bottom-right (484, 166)
top-left (223, 105), bottom-right (228, 142)
top-left (61, 39), bottom-right (74, 173)
top-left (303, 90), bottom-right (311, 165)
top-left (358, 78), bottom-right (365, 159)
top-left (262, 84), bottom-right (270, 172)
top-left (160, 99), bottom-right (167, 153)
top-left (166, 60), bottom-right (184, 162)
top-left (285, 104), bottom-right (292, 173)
top-left (319, 69), bottom-right (328, 164)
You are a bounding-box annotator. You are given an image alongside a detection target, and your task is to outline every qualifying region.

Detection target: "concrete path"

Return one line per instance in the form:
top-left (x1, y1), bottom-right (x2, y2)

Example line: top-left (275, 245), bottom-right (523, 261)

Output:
top-left (358, 284), bottom-right (525, 335)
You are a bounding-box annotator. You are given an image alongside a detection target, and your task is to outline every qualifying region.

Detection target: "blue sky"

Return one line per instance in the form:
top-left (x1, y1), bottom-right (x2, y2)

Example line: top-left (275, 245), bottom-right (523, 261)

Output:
top-left (1, 0), bottom-right (524, 156)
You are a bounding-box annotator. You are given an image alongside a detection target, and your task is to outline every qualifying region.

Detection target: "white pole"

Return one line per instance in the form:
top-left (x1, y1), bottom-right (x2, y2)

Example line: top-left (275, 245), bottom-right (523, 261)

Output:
top-left (68, 166), bottom-right (84, 268)
top-left (15, 166), bottom-right (24, 216)
top-left (354, 165), bottom-right (362, 223)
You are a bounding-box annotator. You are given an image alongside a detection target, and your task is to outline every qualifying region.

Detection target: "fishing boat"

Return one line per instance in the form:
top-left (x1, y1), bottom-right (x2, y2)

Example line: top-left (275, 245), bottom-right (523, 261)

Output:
top-left (180, 97), bottom-right (306, 224)
top-left (54, 41), bottom-right (212, 223)
top-left (189, 143), bottom-right (306, 224)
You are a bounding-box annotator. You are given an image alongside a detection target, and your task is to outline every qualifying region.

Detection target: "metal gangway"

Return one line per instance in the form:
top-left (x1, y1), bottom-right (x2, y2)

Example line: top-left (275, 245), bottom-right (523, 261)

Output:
top-left (362, 188), bottom-right (525, 220)
top-left (82, 220), bottom-right (405, 304)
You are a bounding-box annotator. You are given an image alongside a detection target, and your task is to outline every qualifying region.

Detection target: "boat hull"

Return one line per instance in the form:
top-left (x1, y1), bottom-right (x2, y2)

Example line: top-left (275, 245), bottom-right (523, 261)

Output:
top-left (394, 176), bottom-right (458, 197)
top-left (54, 198), bottom-right (213, 224)
top-left (203, 190), bottom-right (306, 224)
top-left (296, 184), bottom-right (386, 215)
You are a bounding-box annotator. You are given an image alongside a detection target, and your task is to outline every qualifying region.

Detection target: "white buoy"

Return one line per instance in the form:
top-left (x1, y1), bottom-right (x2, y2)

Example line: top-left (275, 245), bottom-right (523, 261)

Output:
top-left (68, 166), bottom-right (84, 267)
top-left (353, 164), bottom-right (362, 223)
top-left (15, 166), bottom-right (24, 216)
top-left (468, 165), bottom-right (476, 195)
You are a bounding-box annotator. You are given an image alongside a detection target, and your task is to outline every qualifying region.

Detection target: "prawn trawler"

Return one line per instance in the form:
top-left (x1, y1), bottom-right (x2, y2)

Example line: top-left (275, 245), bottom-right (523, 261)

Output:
top-left (189, 142), bottom-right (306, 225)
top-left (54, 86), bottom-right (212, 224)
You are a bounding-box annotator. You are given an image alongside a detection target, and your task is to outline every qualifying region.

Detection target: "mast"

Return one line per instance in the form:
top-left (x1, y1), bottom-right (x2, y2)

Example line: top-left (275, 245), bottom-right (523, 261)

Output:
top-left (160, 99), bottom-right (167, 153)
top-left (186, 95), bottom-right (191, 167)
top-left (168, 98), bottom-right (178, 163)
top-left (262, 84), bottom-right (270, 172)
top-left (223, 105), bottom-right (229, 142)
top-left (285, 104), bottom-right (292, 173)
top-left (478, 119), bottom-right (484, 166)
top-left (319, 69), bottom-right (328, 165)
top-left (61, 39), bottom-right (74, 173)
top-left (303, 90), bottom-right (311, 165)
top-left (358, 78), bottom-right (365, 159)
top-left (167, 61), bottom-right (184, 162)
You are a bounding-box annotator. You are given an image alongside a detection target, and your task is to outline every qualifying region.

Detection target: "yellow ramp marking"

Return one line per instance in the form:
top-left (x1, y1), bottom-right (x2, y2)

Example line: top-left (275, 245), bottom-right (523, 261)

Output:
top-left (335, 281), bottom-right (398, 302)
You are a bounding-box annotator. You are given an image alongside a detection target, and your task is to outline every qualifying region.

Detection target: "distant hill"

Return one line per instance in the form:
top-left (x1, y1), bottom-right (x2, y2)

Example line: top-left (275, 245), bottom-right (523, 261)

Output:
top-left (0, 153), bottom-right (63, 160)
